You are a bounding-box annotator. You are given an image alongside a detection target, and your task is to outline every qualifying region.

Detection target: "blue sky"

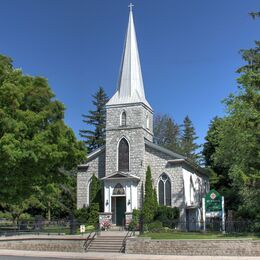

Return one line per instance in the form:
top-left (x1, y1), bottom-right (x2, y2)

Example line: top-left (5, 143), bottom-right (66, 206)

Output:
top-left (1, 0), bottom-right (259, 145)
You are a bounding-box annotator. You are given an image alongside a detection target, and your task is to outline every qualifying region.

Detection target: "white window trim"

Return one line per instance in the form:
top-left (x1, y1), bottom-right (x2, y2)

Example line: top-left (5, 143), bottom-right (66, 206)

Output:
top-left (157, 173), bottom-right (171, 206)
top-left (116, 136), bottom-right (130, 172)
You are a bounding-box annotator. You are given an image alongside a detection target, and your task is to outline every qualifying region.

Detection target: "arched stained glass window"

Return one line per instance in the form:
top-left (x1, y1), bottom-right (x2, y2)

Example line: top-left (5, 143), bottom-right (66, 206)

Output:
top-left (118, 138), bottom-right (129, 171)
top-left (121, 111), bottom-right (126, 126)
top-left (113, 183), bottom-right (125, 195)
top-left (158, 173), bottom-right (171, 206)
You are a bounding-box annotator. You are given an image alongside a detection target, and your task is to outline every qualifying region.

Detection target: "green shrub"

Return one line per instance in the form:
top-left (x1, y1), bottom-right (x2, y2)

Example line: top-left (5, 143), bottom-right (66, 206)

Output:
top-left (19, 213), bottom-right (33, 221)
top-left (155, 206), bottom-right (179, 228)
top-left (0, 211), bottom-right (12, 220)
top-left (147, 220), bottom-right (163, 232)
top-left (142, 166), bottom-right (158, 223)
top-left (74, 203), bottom-right (100, 226)
top-left (128, 209), bottom-right (140, 230)
top-left (87, 203), bottom-right (99, 226)
top-left (74, 206), bottom-right (89, 224)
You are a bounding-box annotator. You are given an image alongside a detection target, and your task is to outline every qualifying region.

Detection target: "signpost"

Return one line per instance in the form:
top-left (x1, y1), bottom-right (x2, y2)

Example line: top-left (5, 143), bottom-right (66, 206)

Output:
top-left (80, 224), bottom-right (85, 234)
top-left (203, 189), bottom-right (225, 232)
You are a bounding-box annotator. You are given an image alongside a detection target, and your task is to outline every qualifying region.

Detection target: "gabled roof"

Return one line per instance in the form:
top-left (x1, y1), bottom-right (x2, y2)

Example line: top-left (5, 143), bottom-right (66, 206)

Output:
top-left (101, 171), bottom-right (140, 181)
top-left (106, 7), bottom-right (151, 109)
top-left (78, 145), bottom-right (105, 168)
top-left (144, 139), bottom-right (209, 176)
top-left (144, 139), bottom-right (186, 160)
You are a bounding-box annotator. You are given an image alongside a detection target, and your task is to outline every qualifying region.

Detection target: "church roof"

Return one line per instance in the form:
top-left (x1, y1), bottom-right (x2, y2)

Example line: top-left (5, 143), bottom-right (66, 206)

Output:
top-left (106, 6), bottom-right (151, 109)
top-left (144, 139), bottom-right (209, 176)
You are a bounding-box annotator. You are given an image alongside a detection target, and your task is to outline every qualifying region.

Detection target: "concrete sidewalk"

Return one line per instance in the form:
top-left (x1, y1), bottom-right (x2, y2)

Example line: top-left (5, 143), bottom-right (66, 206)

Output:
top-left (0, 250), bottom-right (259, 260)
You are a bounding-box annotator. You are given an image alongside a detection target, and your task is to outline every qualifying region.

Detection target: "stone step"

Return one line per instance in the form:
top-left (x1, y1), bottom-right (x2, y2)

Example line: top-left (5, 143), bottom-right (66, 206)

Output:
top-left (86, 234), bottom-right (125, 253)
top-left (88, 248), bottom-right (122, 252)
top-left (89, 245), bottom-right (122, 249)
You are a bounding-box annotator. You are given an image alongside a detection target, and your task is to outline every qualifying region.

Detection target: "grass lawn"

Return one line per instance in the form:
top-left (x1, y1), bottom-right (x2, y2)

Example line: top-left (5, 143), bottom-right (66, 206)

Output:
top-left (140, 231), bottom-right (260, 240)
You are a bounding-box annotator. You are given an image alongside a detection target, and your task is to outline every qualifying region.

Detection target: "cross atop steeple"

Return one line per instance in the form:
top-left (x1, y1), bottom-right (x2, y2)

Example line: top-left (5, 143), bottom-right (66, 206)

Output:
top-left (128, 3), bottom-right (134, 12)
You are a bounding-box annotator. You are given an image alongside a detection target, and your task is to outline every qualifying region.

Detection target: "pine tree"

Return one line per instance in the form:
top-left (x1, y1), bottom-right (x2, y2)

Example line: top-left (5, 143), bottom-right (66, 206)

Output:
top-left (180, 116), bottom-right (199, 162)
top-left (153, 114), bottom-right (181, 153)
top-left (142, 166), bottom-right (158, 223)
top-left (80, 87), bottom-right (109, 152)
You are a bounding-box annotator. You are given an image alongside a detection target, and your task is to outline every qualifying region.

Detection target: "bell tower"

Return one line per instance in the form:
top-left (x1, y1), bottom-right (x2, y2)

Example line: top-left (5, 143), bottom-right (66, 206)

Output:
top-left (105, 5), bottom-right (153, 179)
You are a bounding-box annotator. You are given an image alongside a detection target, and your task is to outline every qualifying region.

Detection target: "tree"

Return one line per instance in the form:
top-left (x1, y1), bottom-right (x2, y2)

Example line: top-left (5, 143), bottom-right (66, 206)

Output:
top-left (80, 87), bottom-right (109, 152)
top-left (89, 174), bottom-right (102, 210)
top-left (203, 117), bottom-right (239, 211)
top-left (180, 116), bottom-right (200, 162)
top-left (0, 54), bottom-right (86, 210)
top-left (211, 41), bottom-right (260, 220)
top-left (142, 166), bottom-right (158, 223)
top-left (153, 114), bottom-right (181, 153)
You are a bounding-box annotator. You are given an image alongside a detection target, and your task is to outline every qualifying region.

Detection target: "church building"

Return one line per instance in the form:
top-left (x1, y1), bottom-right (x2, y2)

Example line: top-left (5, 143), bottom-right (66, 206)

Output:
top-left (77, 6), bottom-right (209, 229)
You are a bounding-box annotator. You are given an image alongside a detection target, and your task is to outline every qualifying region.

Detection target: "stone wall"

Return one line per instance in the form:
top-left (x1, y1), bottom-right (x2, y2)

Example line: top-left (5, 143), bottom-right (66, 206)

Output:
top-left (77, 150), bottom-right (105, 209)
top-left (105, 103), bottom-right (153, 209)
top-left (125, 237), bottom-right (260, 256)
top-left (145, 145), bottom-right (186, 220)
top-left (0, 237), bottom-right (85, 252)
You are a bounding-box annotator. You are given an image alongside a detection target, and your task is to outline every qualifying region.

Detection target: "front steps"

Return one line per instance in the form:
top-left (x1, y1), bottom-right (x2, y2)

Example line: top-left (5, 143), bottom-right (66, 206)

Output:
top-left (87, 235), bottom-right (126, 253)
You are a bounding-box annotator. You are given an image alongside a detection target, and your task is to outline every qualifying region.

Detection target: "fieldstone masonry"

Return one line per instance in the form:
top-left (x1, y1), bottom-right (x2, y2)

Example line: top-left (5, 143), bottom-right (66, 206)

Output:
top-left (125, 237), bottom-right (260, 256)
top-left (77, 150), bottom-right (105, 208)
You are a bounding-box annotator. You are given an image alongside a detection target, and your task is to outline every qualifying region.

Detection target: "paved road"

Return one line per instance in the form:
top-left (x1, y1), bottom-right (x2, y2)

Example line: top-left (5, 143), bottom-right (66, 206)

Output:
top-left (0, 257), bottom-right (86, 260)
top-left (0, 250), bottom-right (259, 260)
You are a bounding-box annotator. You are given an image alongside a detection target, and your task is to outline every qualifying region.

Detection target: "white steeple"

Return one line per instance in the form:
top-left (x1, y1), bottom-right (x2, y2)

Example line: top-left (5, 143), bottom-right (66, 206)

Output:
top-left (107, 4), bottom-right (151, 109)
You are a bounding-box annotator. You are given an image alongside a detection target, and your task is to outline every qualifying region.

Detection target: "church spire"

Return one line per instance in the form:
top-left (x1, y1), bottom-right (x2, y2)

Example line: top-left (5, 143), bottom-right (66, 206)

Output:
top-left (107, 4), bottom-right (151, 109)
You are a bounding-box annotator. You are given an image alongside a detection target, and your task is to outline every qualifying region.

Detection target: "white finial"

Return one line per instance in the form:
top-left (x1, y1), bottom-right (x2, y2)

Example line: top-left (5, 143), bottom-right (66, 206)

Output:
top-left (128, 3), bottom-right (134, 12)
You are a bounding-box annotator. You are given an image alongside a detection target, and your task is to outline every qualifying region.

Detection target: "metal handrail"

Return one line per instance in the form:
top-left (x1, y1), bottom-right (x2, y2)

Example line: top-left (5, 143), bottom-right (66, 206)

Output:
top-left (120, 230), bottom-right (133, 253)
top-left (84, 230), bottom-right (97, 251)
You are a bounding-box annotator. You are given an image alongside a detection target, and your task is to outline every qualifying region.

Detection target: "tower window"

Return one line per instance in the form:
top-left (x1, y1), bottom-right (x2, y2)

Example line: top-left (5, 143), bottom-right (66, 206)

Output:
top-left (158, 173), bottom-right (171, 206)
top-left (146, 114), bottom-right (149, 129)
top-left (118, 138), bottom-right (129, 171)
top-left (121, 111), bottom-right (126, 126)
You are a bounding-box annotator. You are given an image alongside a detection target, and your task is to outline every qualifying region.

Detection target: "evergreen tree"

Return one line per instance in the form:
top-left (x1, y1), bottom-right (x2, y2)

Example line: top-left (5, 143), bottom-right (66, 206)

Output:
top-left (142, 166), bottom-right (158, 223)
top-left (180, 116), bottom-right (199, 162)
top-left (203, 117), bottom-right (239, 211)
top-left (212, 41), bottom-right (260, 220)
top-left (89, 174), bottom-right (102, 206)
top-left (153, 114), bottom-right (181, 153)
top-left (80, 87), bottom-right (109, 152)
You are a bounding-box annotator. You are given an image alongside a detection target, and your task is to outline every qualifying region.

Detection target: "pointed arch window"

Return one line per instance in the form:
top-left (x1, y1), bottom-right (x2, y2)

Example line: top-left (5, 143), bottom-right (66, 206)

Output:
top-left (190, 176), bottom-right (195, 205)
top-left (118, 138), bottom-right (129, 171)
top-left (121, 111), bottom-right (126, 126)
top-left (113, 183), bottom-right (125, 195)
top-left (146, 114), bottom-right (149, 129)
top-left (158, 173), bottom-right (171, 206)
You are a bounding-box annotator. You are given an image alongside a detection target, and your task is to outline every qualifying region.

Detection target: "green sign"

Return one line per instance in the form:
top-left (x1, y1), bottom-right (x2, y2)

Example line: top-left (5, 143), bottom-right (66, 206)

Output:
top-left (205, 189), bottom-right (222, 212)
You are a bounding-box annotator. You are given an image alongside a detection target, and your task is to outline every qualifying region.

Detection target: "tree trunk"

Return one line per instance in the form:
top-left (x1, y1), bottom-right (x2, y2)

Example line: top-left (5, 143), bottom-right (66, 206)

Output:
top-left (47, 201), bottom-right (51, 221)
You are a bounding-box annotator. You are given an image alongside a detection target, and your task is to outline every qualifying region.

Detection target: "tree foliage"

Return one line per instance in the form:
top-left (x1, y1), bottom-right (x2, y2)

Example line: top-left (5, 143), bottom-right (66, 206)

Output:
top-left (203, 41), bottom-right (260, 220)
top-left (153, 114), bottom-right (181, 153)
top-left (0, 54), bottom-right (86, 214)
top-left (154, 114), bottom-right (200, 162)
top-left (80, 87), bottom-right (108, 152)
top-left (89, 174), bottom-right (102, 211)
top-left (180, 116), bottom-right (200, 162)
top-left (203, 117), bottom-right (239, 211)
top-left (142, 166), bottom-right (158, 223)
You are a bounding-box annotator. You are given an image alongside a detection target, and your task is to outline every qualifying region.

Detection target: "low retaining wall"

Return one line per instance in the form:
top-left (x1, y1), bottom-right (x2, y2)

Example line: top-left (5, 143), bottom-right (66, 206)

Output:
top-left (125, 237), bottom-right (260, 256)
top-left (0, 236), bottom-right (85, 252)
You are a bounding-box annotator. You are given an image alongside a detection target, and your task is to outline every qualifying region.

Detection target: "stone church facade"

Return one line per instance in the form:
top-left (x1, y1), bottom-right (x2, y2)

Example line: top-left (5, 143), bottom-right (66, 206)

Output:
top-left (77, 7), bottom-right (209, 229)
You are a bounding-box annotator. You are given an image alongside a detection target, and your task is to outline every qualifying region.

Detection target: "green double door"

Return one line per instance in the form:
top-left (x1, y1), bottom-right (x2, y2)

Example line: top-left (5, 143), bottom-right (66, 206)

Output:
top-left (115, 197), bottom-right (126, 226)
